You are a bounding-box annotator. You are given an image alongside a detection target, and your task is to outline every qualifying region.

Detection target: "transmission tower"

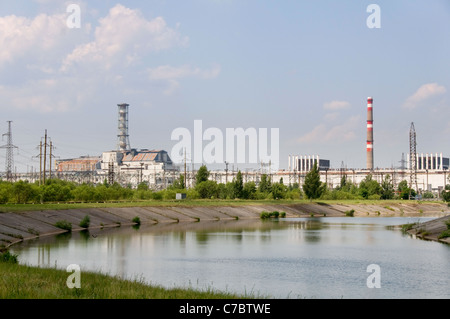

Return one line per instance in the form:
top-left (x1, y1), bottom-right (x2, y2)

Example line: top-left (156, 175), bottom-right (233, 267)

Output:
top-left (1, 121), bottom-right (18, 182)
top-left (409, 122), bottom-right (418, 197)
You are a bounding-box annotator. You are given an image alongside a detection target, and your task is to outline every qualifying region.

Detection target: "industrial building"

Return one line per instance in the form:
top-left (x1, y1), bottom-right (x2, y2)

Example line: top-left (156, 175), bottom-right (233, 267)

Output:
top-left (56, 156), bottom-right (101, 172)
top-left (53, 103), bottom-right (178, 188)
top-left (100, 148), bottom-right (177, 187)
top-left (288, 155), bottom-right (330, 172)
top-left (407, 153), bottom-right (449, 171)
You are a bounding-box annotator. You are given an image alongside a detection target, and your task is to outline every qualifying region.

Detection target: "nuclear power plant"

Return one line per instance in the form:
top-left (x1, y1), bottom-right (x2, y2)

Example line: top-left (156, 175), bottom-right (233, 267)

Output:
top-left (3, 96), bottom-right (449, 195)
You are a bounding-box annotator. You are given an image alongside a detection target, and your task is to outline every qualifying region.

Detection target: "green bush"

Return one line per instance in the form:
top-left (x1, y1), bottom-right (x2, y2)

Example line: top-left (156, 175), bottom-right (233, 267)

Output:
top-left (151, 191), bottom-right (163, 200)
top-left (79, 215), bottom-right (90, 228)
top-left (54, 220), bottom-right (72, 232)
top-left (0, 250), bottom-right (18, 264)
top-left (401, 223), bottom-right (417, 233)
top-left (132, 216), bottom-right (141, 225)
top-left (438, 229), bottom-right (450, 239)
top-left (280, 212), bottom-right (286, 218)
top-left (345, 209), bottom-right (355, 217)
top-left (162, 189), bottom-right (177, 200)
top-left (260, 211), bottom-right (283, 219)
top-left (260, 211), bottom-right (270, 219)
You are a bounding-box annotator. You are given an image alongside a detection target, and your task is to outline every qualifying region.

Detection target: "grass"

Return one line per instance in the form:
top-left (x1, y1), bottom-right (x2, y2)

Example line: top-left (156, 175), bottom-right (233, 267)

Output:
top-left (401, 223), bottom-right (418, 233)
top-left (0, 262), bottom-right (246, 299)
top-left (0, 199), bottom-right (439, 213)
top-left (132, 216), bottom-right (141, 225)
top-left (438, 229), bottom-right (450, 240)
top-left (0, 250), bottom-right (18, 264)
top-left (260, 211), bottom-right (285, 219)
top-left (54, 220), bottom-right (72, 232)
top-left (79, 215), bottom-right (90, 228)
top-left (345, 209), bottom-right (355, 217)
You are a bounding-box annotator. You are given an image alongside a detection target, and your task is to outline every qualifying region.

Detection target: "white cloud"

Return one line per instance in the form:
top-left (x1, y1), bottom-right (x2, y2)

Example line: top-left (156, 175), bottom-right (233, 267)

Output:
top-left (0, 4), bottom-right (205, 112)
top-left (297, 116), bottom-right (360, 144)
top-left (403, 83), bottom-right (446, 109)
top-left (323, 100), bottom-right (350, 110)
top-left (0, 13), bottom-right (68, 67)
top-left (61, 4), bottom-right (189, 71)
top-left (324, 112), bottom-right (339, 122)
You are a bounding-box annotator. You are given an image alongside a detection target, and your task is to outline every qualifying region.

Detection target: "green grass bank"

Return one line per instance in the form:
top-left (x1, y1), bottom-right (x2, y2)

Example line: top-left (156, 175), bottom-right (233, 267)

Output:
top-left (0, 261), bottom-right (245, 299)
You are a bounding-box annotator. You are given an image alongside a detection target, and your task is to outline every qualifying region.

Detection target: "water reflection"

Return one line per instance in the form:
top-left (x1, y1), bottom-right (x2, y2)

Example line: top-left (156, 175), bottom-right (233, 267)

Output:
top-left (10, 216), bottom-right (450, 299)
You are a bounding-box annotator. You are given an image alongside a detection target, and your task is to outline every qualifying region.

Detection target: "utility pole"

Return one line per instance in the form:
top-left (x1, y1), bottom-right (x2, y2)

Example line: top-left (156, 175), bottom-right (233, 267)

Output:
top-left (39, 141), bottom-right (42, 185)
top-left (49, 140), bottom-right (56, 180)
top-left (224, 161), bottom-right (229, 184)
top-left (1, 121), bottom-right (18, 182)
top-left (43, 130), bottom-right (48, 184)
top-left (184, 148), bottom-right (187, 189)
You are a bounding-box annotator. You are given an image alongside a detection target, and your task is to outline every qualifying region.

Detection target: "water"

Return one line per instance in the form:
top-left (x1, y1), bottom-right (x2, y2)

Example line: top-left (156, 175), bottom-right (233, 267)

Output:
top-left (10, 216), bottom-right (450, 299)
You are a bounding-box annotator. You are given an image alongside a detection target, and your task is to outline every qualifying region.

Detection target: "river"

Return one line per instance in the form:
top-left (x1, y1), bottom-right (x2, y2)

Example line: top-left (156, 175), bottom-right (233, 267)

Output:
top-left (10, 216), bottom-right (450, 299)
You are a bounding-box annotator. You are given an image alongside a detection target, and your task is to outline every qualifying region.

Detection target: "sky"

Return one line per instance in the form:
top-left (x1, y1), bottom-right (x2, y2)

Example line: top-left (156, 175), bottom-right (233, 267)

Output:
top-left (0, 0), bottom-right (449, 173)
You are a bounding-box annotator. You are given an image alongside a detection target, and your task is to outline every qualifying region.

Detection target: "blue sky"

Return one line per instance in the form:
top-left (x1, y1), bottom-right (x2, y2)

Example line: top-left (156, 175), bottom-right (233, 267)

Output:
top-left (0, 0), bottom-right (449, 172)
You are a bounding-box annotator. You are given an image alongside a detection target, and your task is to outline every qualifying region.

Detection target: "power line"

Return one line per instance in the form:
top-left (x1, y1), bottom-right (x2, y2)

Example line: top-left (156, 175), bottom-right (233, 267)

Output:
top-left (0, 121), bottom-right (18, 181)
top-left (409, 122), bottom-right (418, 197)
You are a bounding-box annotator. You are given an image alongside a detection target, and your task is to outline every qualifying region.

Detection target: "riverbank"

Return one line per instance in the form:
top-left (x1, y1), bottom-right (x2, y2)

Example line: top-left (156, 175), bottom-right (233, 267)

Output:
top-left (0, 200), bottom-right (448, 248)
top-left (405, 215), bottom-right (450, 244)
top-left (0, 261), bottom-right (246, 299)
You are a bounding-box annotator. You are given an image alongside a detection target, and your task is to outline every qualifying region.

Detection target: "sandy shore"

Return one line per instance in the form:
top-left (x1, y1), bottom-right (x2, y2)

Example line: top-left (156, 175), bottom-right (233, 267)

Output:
top-left (0, 201), bottom-right (449, 247)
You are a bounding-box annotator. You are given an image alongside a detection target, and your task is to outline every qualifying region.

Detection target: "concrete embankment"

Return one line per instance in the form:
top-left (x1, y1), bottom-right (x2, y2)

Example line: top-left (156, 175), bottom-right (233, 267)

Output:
top-left (0, 201), bottom-right (448, 248)
top-left (406, 215), bottom-right (450, 244)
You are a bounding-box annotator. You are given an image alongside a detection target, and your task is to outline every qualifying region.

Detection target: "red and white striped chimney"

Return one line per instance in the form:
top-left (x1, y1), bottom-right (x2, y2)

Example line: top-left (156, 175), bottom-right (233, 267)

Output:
top-left (367, 97), bottom-right (374, 170)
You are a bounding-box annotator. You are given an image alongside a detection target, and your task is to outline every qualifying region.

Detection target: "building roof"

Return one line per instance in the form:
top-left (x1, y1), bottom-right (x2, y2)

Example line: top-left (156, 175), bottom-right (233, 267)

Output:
top-left (122, 150), bottom-right (171, 163)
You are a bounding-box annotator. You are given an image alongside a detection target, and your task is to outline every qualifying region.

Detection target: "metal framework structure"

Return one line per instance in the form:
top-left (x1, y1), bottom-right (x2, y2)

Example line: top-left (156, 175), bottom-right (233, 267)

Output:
top-left (117, 103), bottom-right (131, 152)
top-left (1, 121), bottom-right (18, 181)
top-left (409, 122), bottom-right (418, 195)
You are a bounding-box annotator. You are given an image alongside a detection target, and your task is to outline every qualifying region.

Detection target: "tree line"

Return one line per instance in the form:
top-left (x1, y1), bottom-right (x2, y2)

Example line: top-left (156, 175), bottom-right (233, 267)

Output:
top-left (0, 163), bottom-right (448, 204)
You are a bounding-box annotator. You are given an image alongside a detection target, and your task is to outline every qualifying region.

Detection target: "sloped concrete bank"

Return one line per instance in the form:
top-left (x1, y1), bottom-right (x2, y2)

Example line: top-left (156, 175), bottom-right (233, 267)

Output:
top-left (0, 202), bottom-right (448, 248)
top-left (406, 215), bottom-right (450, 244)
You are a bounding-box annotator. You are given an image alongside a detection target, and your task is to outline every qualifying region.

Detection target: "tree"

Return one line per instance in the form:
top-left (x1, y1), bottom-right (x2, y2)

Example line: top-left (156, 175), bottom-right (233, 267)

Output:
top-left (302, 162), bottom-right (326, 200)
top-left (196, 180), bottom-right (218, 199)
top-left (258, 174), bottom-right (271, 193)
top-left (232, 171), bottom-right (244, 199)
top-left (243, 181), bottom-right (257, 199)
top-left (359, 174), bottom-right (382, 199)
top-left (380, 174), bottom-right (394, 200)
top-left (196, 165), bottom-right (210, 185)
top-left (271, 182), bottom-right (286, 199)
top-left (398, 180), bottom-right (415, 200)
top-left (442, 184), bottom-right (450, 203)
top-left (170, 174), bottom-right (185, 190)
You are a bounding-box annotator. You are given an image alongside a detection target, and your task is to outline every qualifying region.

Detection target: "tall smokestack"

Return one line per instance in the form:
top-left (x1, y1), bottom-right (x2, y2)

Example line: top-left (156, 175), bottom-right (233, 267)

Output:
top-left (366, 97), bottom-right (374, 170)
top-left (117, 103), bottom-right (130, 152)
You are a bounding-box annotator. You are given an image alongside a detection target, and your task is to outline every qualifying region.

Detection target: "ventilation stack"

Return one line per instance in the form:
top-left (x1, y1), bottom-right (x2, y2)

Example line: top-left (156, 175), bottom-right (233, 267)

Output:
top-left (366, 97), bottom-right (374, 170)
top-left (117, 103), bottom-right (130, 152)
